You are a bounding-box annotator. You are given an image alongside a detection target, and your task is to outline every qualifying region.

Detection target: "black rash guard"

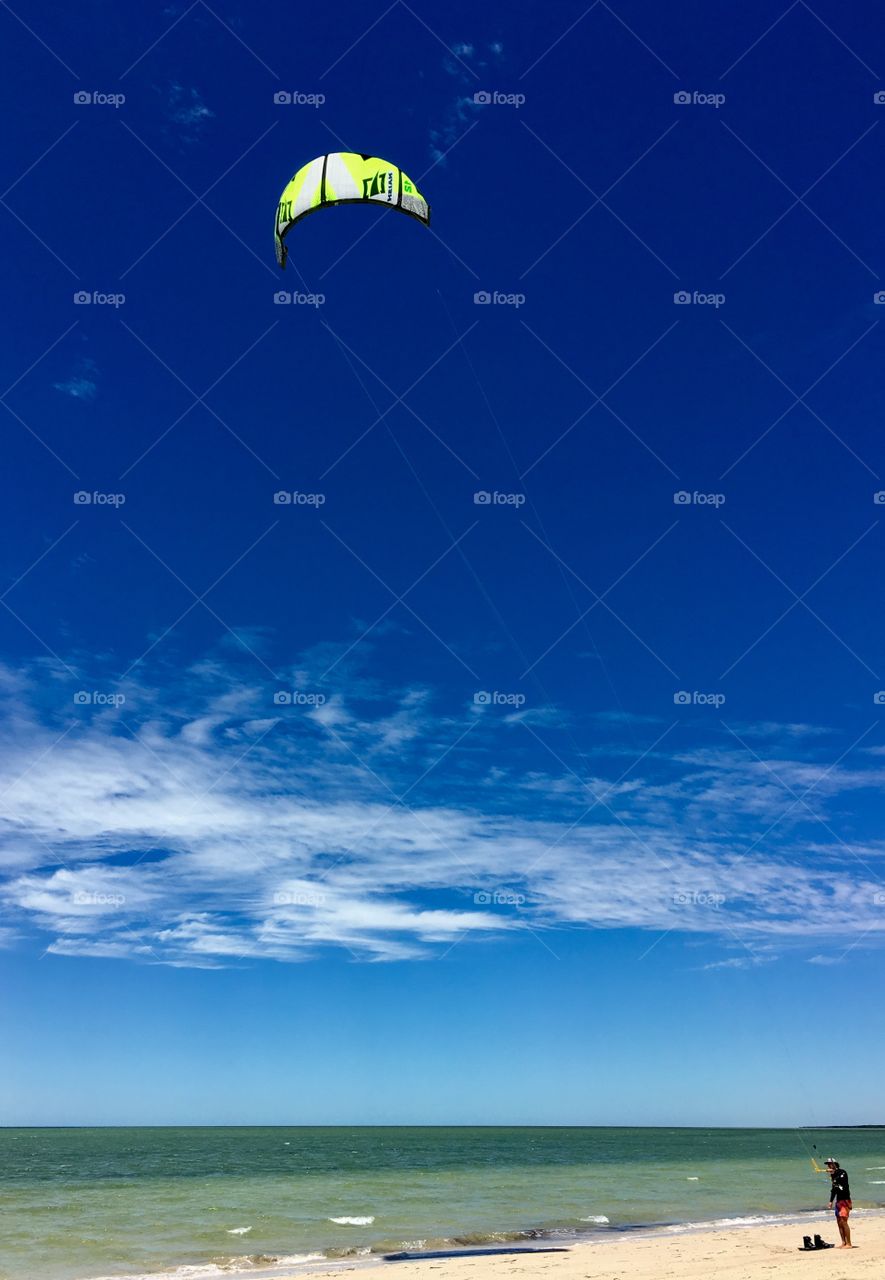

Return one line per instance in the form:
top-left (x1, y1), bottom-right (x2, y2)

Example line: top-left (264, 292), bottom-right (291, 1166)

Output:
top-left (829, 1168), bottom-right (851, 1202)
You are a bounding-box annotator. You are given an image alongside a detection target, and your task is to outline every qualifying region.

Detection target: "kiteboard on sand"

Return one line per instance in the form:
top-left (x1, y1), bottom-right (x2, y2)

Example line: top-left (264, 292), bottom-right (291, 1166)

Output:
top-left (385, 1247), bottom-right (571, 1261)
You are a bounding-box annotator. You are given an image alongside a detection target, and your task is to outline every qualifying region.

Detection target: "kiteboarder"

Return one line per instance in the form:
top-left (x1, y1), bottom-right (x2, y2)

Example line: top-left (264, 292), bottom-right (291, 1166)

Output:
top-left (825, 1159), bottom-right (852, 1248)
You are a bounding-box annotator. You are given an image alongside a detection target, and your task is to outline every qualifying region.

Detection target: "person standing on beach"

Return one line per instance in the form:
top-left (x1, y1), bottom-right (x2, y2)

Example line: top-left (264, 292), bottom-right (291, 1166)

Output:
top-left (825, 1158), bottom-right (852, 1248)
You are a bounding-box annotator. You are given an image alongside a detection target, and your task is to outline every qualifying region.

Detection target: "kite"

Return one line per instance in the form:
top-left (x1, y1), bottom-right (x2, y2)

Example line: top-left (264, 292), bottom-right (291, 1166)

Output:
top-left (274, 152), bottom-right (430, 268)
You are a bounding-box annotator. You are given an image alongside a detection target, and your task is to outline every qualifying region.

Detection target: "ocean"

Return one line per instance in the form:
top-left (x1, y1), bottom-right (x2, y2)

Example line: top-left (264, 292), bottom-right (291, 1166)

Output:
top-left (2, 1126), bottom-right (884, 1280)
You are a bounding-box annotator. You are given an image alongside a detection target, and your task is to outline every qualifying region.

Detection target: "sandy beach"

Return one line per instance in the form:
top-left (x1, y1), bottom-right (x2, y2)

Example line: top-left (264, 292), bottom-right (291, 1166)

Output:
top-left (291, 1213), bottom-right (885, 1280)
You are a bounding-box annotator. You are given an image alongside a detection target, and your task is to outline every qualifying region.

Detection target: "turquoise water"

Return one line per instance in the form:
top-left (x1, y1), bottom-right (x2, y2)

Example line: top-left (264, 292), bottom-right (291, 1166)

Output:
top-left (2, 1127), bottom-right (884, 1280)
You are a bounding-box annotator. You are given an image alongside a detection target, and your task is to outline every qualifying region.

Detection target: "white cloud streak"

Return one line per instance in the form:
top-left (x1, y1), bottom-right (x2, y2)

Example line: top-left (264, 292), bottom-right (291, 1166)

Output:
top-left (1, 651), bottom-right (884, 967)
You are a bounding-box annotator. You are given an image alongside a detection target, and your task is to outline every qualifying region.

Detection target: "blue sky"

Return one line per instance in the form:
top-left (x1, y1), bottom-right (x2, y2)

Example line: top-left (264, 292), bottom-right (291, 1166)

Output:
top-left (1, 0), bottom-right (885, 1125)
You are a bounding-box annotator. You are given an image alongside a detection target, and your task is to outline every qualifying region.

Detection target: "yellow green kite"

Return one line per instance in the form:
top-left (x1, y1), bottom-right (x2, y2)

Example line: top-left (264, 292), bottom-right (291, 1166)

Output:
top-left (274, 152), bottom-right (430, 268)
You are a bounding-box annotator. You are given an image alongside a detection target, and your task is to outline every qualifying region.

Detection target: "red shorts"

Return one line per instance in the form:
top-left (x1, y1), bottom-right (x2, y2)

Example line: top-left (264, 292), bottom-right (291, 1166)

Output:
top-left (835, 1200), bottom-right (852, 1219)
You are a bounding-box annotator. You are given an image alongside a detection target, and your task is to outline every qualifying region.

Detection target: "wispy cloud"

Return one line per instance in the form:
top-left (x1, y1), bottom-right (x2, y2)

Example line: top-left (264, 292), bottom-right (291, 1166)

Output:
top-left (429, 40), bottom-right (505, 164)
top-left (54, 358), bottom-right (97, 400)
top-left (734, 721), bottom-right (832, 740)
top-left (429, 97), bottom-right (479, 166)
top-left (164, 83), bottom-right (213, 139)
top-left (1, 644), bottom-right (884, 968)
top-left (699, 954), bottom-right (777, 971)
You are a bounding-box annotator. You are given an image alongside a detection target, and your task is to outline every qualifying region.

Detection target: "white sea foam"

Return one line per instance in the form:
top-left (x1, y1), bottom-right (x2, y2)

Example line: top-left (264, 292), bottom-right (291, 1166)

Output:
top-left (83, 1254), bottom-right (327, 1280)
top-left (687, 1176), bottom-right (699, 1181)
top-left (869, 1180), bottom-right (885, 1184)
top-left (84, 1268), bottom-right (234, 1280)
top-left (85, 1269), bottom-right (230, 1280)
top-left (666, 1214), bottom-right (780, 1233)
top-left (226, 1226), bottom-right (252, 1235)
top-left (329, 1215), bottom-right (375, 1226)
top-left (579, 1215), bottom-right (610, 1223)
